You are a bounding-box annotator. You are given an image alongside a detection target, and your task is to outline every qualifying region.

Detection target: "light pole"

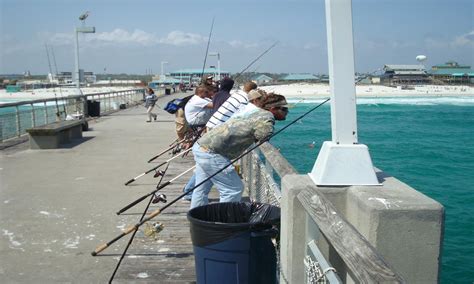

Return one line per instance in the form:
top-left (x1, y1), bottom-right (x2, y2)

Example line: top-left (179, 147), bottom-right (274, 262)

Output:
top-left (161, 61), bottom-right (168, 78)
top-left (209, 52), bottom-right (220, 81)
top-left (74, 13), bottom-right (95, 89)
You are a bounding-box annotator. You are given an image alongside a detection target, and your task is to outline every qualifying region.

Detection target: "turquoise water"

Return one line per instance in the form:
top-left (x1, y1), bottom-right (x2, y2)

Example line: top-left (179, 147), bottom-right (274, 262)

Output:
top-left (272, 97), bottom-right (474, 283)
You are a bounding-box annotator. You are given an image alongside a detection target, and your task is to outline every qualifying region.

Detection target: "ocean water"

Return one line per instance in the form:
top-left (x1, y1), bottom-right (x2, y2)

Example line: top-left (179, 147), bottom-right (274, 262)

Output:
top-left (271, 96), bottom-right (474, 283)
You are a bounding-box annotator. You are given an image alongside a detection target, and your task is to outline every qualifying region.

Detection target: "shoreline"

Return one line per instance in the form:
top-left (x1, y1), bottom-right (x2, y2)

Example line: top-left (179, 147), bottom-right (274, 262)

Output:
top-left (1, 83), bottom-right (473, 103)
top-left (260, 83), bottom-right (474, 99)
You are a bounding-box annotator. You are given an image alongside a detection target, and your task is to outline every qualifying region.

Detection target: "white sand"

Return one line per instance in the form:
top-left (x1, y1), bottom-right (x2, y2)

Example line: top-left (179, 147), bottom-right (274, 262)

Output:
top-left (260, 83), bottom-right (474, 99)
top-left (1, 84), bottom-right (473, 103)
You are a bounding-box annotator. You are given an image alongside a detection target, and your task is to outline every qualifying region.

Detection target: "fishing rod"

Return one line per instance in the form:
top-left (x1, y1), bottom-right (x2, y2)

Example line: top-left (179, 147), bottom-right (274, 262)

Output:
top-left (108, 163), bottom-right (170, 283)
top-left (200, 17), bottom-right (215, 80)
top-left (44, 43), bottom-right (61, 120)
top-left (233, 41), bottom-right (278, 82)
top-left (147, 125), bottom-right (205, 163)
top-left (147, 137), bottom-right (186, 163)
top-left (124, 148), bottom-right (192, 185)
top-left (92, 98), bottom-right (330, 256)
top-left (118, 165), bottom-right (195, 215)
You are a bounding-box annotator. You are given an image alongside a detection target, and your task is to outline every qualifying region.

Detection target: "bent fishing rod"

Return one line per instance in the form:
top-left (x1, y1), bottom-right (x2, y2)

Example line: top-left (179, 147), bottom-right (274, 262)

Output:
top-left (200, 17), bottom-right (215, 80)
top-left (124, 148), bottom-right (192, 185)
top-left (233, 41), bottom-right (278, 82)
top-left (108, 163), bottom-right (170, 283)
top-left (92, 98), bottom-right (330, 256)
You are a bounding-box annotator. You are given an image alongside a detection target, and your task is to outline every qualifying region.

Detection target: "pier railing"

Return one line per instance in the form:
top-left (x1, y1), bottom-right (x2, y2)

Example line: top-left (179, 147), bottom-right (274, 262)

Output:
top-left (0, 88), bottom-right (144, 142)
top-left (241, 142), bottom-right (404, 283)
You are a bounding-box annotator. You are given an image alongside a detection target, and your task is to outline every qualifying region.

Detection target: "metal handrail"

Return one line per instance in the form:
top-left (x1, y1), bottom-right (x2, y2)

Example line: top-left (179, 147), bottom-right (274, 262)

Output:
top-left (0, 88), bottom-right (145, 142)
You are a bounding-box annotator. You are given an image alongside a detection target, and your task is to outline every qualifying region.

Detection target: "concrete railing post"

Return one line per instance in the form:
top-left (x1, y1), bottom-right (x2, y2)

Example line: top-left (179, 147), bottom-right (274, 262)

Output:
top-left (280, 174), bottom-right (308, 284)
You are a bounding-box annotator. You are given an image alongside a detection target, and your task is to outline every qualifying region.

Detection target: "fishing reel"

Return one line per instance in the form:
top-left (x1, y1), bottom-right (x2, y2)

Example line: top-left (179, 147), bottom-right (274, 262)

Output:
top-left (152, 193), bottom-right (167, 204)
top-left (153, 170), bottom-right (165, 178)
top-left (144, 222), bottom-right (164, 239)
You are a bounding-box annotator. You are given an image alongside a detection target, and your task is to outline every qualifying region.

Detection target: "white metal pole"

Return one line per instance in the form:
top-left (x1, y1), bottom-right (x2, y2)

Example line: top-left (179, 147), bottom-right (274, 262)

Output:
top-left (217, 53), bottom-right (221, 81)
top-left (74, 28), bottom-right (80, 89)
top-left (309, 0), bottom-right (378, 186)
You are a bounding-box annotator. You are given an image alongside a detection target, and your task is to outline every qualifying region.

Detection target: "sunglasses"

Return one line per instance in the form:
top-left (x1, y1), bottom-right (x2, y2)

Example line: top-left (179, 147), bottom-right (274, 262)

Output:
top-left (277, 106), bottom-right (288, 112)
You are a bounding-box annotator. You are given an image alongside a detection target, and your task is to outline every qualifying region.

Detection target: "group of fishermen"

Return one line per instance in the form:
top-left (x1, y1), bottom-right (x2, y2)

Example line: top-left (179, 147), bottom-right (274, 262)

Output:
top-left (157, 76), bottom-right (289, 209)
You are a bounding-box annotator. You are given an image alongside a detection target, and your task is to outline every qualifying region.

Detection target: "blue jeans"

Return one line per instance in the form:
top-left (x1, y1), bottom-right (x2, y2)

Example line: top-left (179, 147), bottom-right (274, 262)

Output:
top-left (190, 143), bottom-right (243, 209)
top-left (183, 172), bottom-right (195, 200)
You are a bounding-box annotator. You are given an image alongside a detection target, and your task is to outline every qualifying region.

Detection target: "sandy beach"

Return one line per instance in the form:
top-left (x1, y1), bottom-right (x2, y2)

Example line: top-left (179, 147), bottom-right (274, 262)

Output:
top-left (1, 83), bottom-right (473, 103)
top-left (260, 83), bottom-right (474, 99)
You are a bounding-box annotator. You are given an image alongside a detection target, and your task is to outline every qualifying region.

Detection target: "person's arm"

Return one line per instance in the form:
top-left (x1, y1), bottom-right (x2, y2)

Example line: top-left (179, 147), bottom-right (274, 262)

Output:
top-left (253, 116), bottom-right (275, 142)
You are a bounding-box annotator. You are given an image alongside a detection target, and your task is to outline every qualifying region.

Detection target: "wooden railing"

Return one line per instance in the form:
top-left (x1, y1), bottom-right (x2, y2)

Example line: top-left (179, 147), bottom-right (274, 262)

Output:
top-left (241, 142), bottom-right (404, 283)
top-left (0, 88), bottom-right (144, 142)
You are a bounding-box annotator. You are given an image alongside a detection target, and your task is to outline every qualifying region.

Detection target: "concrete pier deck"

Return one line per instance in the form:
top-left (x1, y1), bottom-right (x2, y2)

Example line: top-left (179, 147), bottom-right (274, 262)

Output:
top-left (0, 93), bottom-right (202, 283)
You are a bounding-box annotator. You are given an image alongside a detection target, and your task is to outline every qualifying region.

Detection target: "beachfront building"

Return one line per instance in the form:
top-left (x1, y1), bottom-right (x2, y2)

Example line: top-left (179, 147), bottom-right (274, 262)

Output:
top-left (169, 68), bottom-right (230, 85)
top-left (55, 71), bottom-right (96, 85)
top-left (279, 73), bottom-right (319, 82)
top-left (252, 74), bottom-right (274, 85)
top-left (381, 64), bottom-right (429, 85)
top-left (430, 61), bottom-right (474, 84)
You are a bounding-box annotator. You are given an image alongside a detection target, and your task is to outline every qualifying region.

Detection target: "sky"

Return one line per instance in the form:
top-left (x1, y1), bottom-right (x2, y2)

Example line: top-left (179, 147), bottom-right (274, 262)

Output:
top-left (0, 0), bottom-right (473, 75)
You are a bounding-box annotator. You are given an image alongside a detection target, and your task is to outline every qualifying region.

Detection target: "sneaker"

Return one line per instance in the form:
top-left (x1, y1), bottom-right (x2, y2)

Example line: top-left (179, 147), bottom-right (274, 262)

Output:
top-left (146, 120), bottom-right (151, 123)
top-left (153, 115), bottom-right (157, 121)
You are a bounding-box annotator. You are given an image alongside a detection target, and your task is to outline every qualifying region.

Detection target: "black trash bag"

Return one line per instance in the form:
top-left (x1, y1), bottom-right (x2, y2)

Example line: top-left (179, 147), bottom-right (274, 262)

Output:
top-left (187, 202), bottom-right (280, 247)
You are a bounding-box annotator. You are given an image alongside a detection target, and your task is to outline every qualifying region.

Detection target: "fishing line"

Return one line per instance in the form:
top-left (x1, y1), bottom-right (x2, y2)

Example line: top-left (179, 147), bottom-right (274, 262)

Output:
top-left (92, 98), bottom-right (329, 256)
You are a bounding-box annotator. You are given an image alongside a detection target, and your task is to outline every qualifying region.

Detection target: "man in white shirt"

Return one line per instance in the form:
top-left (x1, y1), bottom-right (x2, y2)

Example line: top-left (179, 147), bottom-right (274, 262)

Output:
top-left (205, 81), bottom-right (257, 130)
top-left (185, 86), bottom-right (214, 126)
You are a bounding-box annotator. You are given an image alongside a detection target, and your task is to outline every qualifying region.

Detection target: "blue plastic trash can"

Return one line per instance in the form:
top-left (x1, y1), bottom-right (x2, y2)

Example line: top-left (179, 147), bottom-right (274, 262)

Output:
top-left (187, 202), bottom-right (280, 284)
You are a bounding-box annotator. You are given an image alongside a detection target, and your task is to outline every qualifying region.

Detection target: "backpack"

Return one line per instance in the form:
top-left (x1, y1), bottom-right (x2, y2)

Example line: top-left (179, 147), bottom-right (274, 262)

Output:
top-left (164, 95), bottom-right (193, 114)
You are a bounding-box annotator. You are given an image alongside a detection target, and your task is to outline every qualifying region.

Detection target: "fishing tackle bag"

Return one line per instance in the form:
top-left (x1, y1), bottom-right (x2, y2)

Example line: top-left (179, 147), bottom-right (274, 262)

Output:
top-left (164, 95), bottom-right (193, 114)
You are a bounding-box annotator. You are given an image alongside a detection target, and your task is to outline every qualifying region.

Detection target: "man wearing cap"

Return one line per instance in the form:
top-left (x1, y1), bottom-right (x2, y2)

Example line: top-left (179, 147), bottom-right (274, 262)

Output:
top-left (190, 93), bottom-right (289, 208)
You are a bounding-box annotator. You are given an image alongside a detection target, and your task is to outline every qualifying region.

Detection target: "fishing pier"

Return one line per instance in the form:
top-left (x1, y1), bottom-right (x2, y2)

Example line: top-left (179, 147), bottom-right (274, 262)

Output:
top-left (1, 0), bottom-right (444, 282)
top-left (1, 88), bottom-right (443, 283)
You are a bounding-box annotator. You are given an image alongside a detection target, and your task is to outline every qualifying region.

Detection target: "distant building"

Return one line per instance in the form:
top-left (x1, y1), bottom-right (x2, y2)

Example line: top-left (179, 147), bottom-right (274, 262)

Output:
top-left (430, 61), bottom-right (474, 84)
top-left (55, 70), bottom-right (96, 85)
top-left (169, 68), bottom-right (230, 85)
top-left (381, 65), bottom-right (429, 85)
top-left (252, 74), bottom-right (274, 85)
top-left (280, 73), bottom-right (319, 82)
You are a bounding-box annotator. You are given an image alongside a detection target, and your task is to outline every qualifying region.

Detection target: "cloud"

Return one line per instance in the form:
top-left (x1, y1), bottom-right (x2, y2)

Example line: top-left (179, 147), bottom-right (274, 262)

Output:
top-left (452, 30), bottom-right (474, 47)
top-left (158, 31), bottom-right (206, 46)
top-left (228, 40), bottom-right (259, 49)
top-left (37, 29), bottom-right (206, 47)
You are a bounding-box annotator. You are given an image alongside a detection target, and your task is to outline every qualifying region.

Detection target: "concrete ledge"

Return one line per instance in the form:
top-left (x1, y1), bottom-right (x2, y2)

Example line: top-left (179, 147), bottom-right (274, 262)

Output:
top-left (26, 120), bottom-right (83, 149)
top-left (346, 173), bottom-right (444, 283)
top-left (281, 171), bottom-right (444, 283)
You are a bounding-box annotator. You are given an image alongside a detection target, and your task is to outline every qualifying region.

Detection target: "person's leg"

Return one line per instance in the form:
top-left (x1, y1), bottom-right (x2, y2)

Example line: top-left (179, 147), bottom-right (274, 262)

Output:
top-left (190, 144), bottom-right (213, 209)
top-left (206, 154), bottom-right (243, 203)
top-left (182, 172), bottom-right (195, 201)
top-left (146, 106), bottom-right (153, 121)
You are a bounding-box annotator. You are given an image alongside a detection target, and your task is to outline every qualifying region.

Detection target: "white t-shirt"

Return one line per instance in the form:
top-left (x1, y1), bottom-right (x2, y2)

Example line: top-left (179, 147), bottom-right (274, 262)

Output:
top-left (184, 95), bottom-right (213, 126)
top-left (205, 89), bottom-right (249, 129)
